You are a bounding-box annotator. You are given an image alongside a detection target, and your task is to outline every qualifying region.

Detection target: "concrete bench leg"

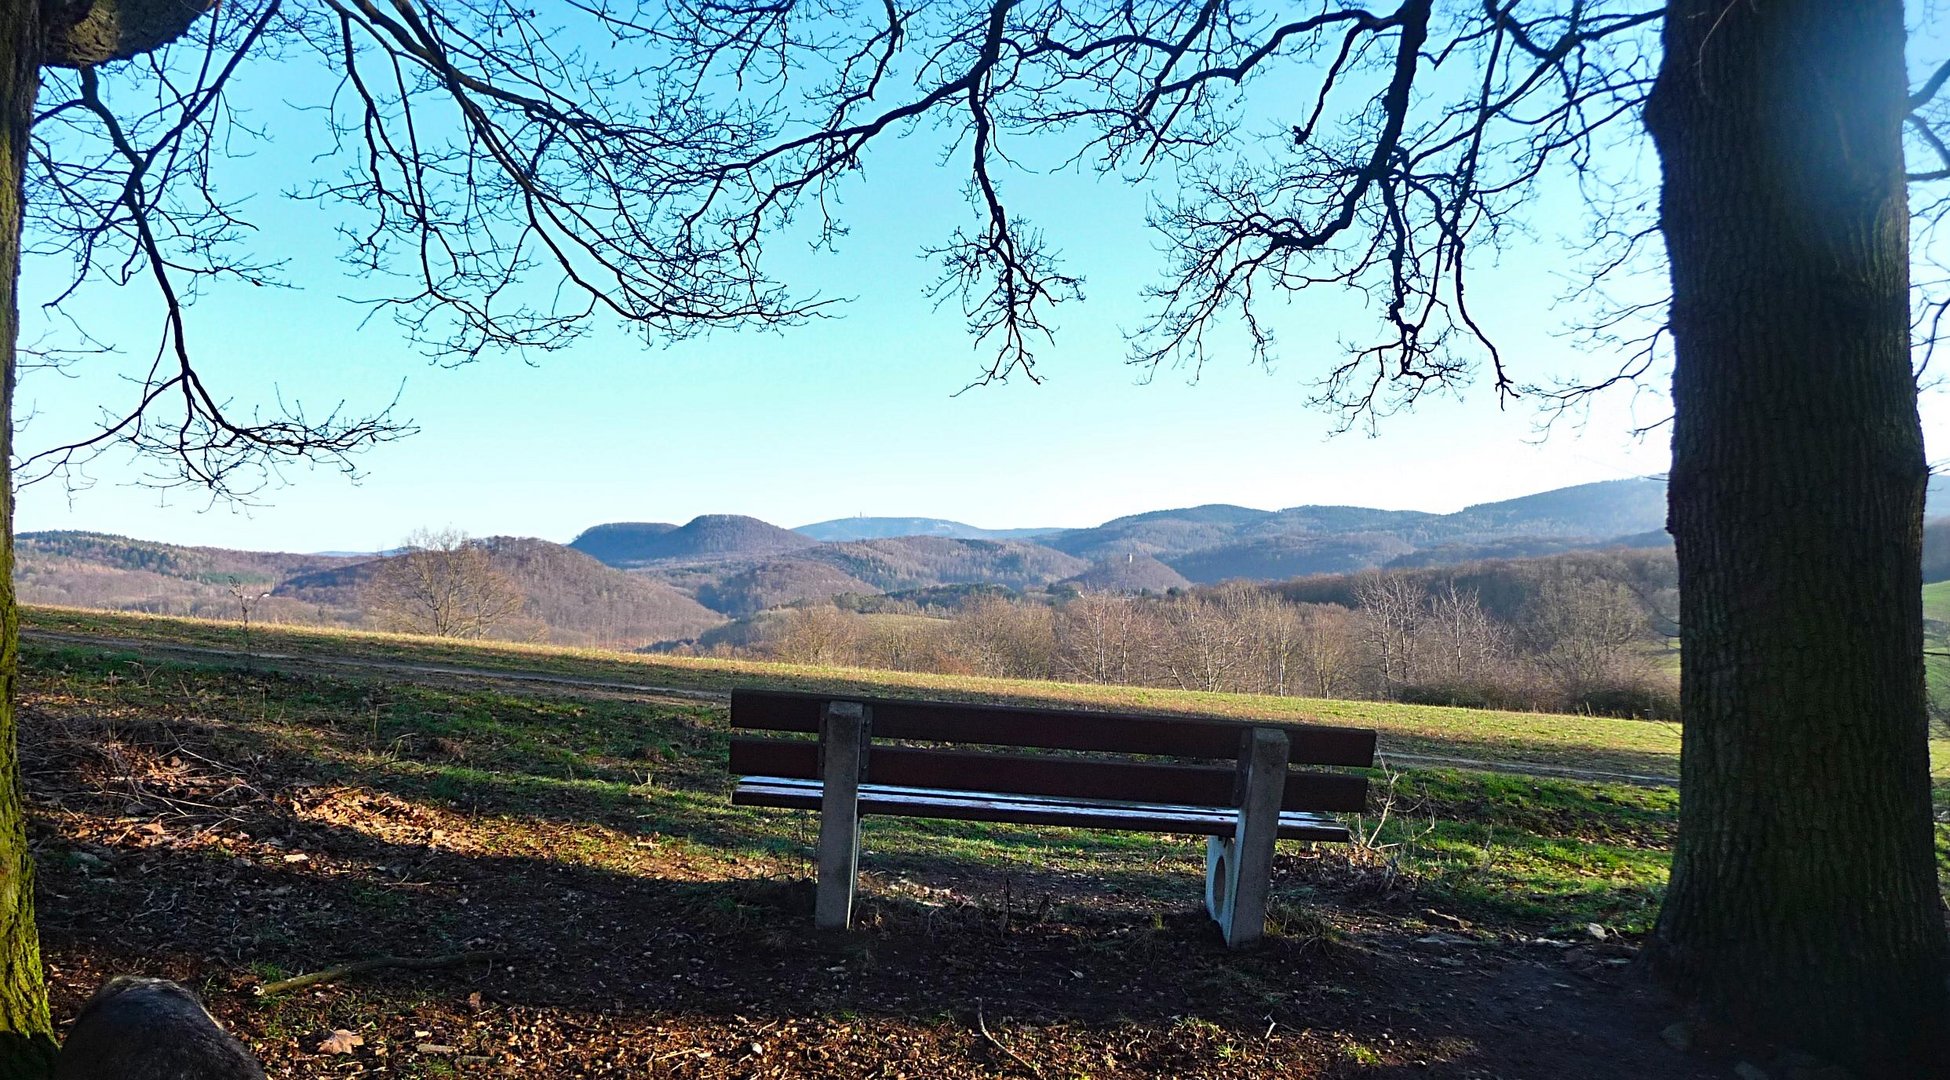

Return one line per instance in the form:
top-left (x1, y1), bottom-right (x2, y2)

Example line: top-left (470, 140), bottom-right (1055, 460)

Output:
top-left (814, 701), bottom-right (869, 930)
top-left (1204, 727), bottom-right (1290, 948)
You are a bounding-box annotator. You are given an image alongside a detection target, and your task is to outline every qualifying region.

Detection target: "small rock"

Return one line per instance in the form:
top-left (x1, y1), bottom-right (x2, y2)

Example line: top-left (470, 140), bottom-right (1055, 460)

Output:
top-left (1734, 1062), bottom-right (1770, 1080)
top-left (1585, 922), bottom-right (1608, 940)
top-left (1659, 1021), bottom-right (1694, 1053)
top-left (1414, 932), bottom-right (1474, 946)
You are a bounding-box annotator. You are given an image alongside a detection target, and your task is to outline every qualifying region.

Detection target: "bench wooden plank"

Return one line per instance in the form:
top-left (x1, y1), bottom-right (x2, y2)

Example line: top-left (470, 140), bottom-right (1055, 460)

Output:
top-left (730, 737), bottom-right (1370, 812)
top-left (731, 689), bottom-right (1377, 766)
top-left (733, 776), bottom-right (1352, 842)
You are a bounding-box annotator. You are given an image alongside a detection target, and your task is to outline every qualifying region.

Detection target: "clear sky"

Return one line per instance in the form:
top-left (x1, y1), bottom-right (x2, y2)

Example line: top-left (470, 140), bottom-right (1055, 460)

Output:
top-left (13, 11), bottom-right (1946, 553)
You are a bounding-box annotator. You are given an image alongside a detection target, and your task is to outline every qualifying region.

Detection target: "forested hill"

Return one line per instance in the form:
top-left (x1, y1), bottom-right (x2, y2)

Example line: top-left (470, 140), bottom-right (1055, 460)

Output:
top-left (24, 476), bottom-right (1851, 648)
top-left (17, 532), bottom-right (724, 647)
top-left (569, 515), bottom-right (814, 567)
top-left (279, 538), bottom-right (724, 647)
top-left (571, 477), bottom-right (1675, 594)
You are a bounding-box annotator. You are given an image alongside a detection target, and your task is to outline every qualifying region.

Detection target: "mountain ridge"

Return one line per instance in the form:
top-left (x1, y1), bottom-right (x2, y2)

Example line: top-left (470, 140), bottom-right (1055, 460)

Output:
top-left (21, 477), bottom-right (1687, 645)
top-left (795, 516), bottom-right (1059, 542)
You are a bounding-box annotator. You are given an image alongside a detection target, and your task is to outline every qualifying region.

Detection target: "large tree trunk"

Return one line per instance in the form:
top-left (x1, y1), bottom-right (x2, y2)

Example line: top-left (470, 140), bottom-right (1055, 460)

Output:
top-left (0, 2), bottom-right (47, 1076)
top-left (1644, 0), bottom-right (1949, 1072)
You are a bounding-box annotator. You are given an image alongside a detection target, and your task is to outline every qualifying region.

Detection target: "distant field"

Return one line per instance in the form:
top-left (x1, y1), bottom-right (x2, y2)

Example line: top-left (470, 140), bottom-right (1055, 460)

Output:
top-left (1925, 580), bottom-right (1950, 623)
top-left (1924, 580), bottom-right (1950, 707)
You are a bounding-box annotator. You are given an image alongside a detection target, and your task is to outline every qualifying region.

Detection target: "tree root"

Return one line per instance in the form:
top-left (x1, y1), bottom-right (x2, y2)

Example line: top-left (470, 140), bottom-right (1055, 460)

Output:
top-left (255, 952), bottom-right (495, 998)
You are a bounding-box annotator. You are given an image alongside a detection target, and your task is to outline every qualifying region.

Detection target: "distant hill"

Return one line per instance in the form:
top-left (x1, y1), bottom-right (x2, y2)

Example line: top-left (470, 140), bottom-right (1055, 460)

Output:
top-left (1439, 478), bottom-right (1668, 540)
top-left (17, 532), bottom-right (361, 623)
top-left (801, 537), bottom-right (1089, 593)
top-left (1044, 479), bottom-right (1667, 574)
top-left (571, 515), bottom-right (815, 567)
top-left (1168, 533), bottom-right (1420, 584)
top-left (278, 537), bottom-right (724, 646)
top-left (20, 531), bottom-right (350, 583)
top-left (21, 476), bottom-right (1697, 634)
top-left (565, 522), bottom-right (679, 565)
top-left (694, 558), bottom-right (880, 617)
top-left (1046, 504), bottom-right (1272, 561)
top-left (1060, 555), bottom-right (1191, 594)
top-left (795, 516), bottom-right (1058, 542)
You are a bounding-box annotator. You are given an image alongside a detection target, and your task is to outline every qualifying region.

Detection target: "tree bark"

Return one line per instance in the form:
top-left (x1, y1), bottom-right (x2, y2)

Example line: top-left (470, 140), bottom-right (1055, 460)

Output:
top-left (0, 1), bottom-right (49, 1075)
top-left (1645, 1), bottom-right (1949, 1072)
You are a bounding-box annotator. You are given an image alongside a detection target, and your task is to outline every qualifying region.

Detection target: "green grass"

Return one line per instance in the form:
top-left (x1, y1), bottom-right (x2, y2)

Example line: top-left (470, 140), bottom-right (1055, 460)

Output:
top-left (29, 604), bottom-right (1950, 791)
top-left (1925, 581), bottom-right (1950, 706)
top-left (23, 604), bottom-right (1950, 934)
top-left (25, 605), bottom-right (1691, 775)
top-left (1923, 580), bottom-right (1950, 624)
top-left (24, 638), bottom-right (1705, 935)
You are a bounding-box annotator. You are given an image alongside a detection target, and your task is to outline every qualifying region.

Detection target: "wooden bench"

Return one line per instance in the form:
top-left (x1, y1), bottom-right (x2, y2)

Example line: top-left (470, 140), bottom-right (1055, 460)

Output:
top-left (727, 689), bottom-right (1378, 947)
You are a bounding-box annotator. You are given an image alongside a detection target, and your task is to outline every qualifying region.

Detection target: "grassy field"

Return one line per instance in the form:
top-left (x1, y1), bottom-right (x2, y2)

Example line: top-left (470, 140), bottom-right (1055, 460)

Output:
top-left (17, 606), bottom-right (1949, 1076)
top-left (28, 604), bottom-right (1950, 788)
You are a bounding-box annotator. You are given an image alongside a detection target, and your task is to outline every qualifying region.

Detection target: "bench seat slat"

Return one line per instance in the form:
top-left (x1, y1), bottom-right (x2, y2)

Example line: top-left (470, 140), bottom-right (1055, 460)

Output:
top-left (733, 776), bottom-right (1353, 843)
top-left (730, 737), bottom-right (1369, 812)
top-left (731, 689), bottom-right (1377, 766)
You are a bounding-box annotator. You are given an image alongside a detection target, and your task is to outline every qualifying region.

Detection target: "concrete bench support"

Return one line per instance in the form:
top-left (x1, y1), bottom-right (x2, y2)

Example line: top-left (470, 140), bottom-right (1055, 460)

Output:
top-left (814, 701), bottom-right (869, 930)
top-left (1204, 726), bottom-right (1291, 948)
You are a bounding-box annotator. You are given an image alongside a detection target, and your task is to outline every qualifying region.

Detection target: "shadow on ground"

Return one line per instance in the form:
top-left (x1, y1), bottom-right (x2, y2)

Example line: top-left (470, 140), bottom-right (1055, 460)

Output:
top-left (22, 648), bottom-right (1724, 1079)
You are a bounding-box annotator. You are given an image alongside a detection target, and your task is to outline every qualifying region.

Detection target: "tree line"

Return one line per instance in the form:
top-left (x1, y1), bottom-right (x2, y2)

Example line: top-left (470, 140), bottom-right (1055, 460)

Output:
top-left (693, 550), bottom-right (1680, 719)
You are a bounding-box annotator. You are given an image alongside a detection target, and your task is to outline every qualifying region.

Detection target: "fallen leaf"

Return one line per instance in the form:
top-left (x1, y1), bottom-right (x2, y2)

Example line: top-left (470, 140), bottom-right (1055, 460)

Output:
top-left (318, 1030), bottom-right (364, 1055)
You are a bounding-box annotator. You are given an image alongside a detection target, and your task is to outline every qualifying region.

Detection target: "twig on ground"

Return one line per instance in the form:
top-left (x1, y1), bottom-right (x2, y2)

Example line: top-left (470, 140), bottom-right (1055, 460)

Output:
top-left (256, 952), bottom-right (496, 997)
top-left (974, 999), bottom-right (1043, 1078)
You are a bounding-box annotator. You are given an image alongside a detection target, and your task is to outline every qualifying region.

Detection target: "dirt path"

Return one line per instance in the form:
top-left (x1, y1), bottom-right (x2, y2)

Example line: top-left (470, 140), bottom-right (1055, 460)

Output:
top-left (23, 627), bottom-right (1678, 787)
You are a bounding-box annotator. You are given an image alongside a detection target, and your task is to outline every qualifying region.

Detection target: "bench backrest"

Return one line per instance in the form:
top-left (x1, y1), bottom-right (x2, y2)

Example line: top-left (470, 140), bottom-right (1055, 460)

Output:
top-left (729, 689), bottom-right (1377, 814)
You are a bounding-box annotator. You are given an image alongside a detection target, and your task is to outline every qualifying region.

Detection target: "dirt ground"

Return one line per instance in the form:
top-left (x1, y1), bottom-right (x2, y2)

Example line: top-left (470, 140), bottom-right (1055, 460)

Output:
top-left (18, 651), bottom-right (1782, 1079)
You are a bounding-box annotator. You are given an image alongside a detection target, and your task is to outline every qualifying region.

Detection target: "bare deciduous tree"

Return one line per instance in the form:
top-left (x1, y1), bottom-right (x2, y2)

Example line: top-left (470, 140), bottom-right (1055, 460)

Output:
top-left (1292, 603), bottom-right (1360, 701)
top-left (1057, 591), bottom-right (1156, 686)
top-left (1521, 577), bottom-right (1652, 693)
top-left (773, 605), bottom-right (861, 667)
top-left (1422, 581), bottom-right (1506, 685)
top-left (1354, 573), bottom-right (1424, 694)
top-left (952, 596), bottom-right (1057, 679)
top-left (1155, 592), bottom-right (1249, 694)
top-left (364, 529), bottom-right (524, 640)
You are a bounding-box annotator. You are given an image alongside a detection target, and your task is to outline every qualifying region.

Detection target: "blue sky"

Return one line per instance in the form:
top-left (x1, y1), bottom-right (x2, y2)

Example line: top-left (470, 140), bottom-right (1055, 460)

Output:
top-left (13, 10), bottom-right (1943, 553)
